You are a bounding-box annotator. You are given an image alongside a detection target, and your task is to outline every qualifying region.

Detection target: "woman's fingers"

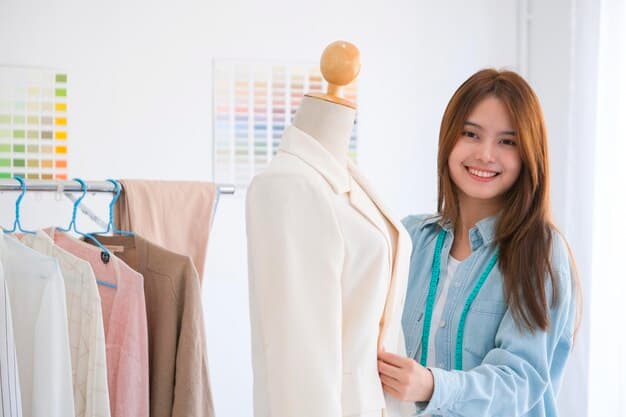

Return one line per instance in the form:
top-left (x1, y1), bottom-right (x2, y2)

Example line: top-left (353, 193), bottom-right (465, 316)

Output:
top-left (380, 373), bottom-right (402, 391)
top-left (381, 379), bottom-right (403, 399)
top-left (378, 359), bottom-right (403, 380)
top-left (377, 350), bottom-right (410, 368)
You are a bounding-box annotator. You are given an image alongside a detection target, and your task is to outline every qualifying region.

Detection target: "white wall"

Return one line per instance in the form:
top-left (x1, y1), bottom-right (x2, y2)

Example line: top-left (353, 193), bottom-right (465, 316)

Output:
top-left (2, 1), bottom-right (596, 417)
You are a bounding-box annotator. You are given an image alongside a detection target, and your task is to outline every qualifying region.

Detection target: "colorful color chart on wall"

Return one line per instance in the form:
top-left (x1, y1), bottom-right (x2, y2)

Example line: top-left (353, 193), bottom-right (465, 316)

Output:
top-left (0, 67), bottom-right (69, 180)
top-left (213, 60), bottom-right (358, 187)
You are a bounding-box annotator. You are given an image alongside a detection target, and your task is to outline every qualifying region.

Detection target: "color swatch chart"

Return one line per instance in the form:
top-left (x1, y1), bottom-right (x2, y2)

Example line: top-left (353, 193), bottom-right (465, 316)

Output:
top-left (0, 67), bottom-right (69, 180)
top-left (213, 60), bottom-right (358, 187)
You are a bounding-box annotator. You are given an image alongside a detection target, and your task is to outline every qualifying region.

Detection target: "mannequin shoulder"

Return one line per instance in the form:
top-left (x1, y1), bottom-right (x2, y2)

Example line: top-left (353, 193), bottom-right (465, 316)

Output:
top-left (248, 153), bottom-right (330, 196)
top-left (247, 172), bottom-right (332, 213)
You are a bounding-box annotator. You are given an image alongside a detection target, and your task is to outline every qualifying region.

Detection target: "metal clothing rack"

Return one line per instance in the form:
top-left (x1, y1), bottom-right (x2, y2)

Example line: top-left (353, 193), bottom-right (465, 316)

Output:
top-left (0, 179), bottom-right (235, 228)
top-left (0, 180), bottom-right (236, 195)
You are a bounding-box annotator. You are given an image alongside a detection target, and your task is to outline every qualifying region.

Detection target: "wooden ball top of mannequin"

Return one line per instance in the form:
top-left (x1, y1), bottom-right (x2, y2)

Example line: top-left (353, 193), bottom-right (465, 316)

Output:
top-left (320, 41), bottom-right (361, 87)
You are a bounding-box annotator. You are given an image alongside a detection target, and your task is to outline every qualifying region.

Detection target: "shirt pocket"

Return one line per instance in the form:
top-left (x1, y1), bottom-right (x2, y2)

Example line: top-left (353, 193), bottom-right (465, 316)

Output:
top-left (402, 310), bottom-right (424, 359)
top-left (462, 300), bottom-right (508, 367)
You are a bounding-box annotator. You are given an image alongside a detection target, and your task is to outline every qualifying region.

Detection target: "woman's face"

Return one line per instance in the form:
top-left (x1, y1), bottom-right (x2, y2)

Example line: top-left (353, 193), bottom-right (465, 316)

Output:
top-left (448, 95), bottom-right (523, 206)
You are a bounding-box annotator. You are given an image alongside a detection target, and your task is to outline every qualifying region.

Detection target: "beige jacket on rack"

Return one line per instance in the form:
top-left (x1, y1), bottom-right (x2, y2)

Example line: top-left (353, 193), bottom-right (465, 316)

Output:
top-left (86, 234), bottom-right (214, 417)
top-left (246, 126), bottom-right (414, 417)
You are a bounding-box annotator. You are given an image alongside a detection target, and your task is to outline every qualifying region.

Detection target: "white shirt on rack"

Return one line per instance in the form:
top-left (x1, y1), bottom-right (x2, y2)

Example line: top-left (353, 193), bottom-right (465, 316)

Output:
top-left (0, 256), bottom-right (23, 417)
top-left (20, 231), bottom-right (110, 417)
top-left (0, 232), bottom-right (75, 417)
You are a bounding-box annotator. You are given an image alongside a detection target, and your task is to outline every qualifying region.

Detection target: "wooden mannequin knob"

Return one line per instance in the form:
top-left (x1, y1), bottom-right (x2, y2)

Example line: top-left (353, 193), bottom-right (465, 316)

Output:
top-left (306, 40), bottom-right (360, 109)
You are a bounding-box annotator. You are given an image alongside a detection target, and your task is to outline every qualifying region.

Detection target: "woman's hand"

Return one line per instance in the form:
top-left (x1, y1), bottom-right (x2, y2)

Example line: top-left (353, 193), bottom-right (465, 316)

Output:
top-left (377, 350), bottom-right (435, 402)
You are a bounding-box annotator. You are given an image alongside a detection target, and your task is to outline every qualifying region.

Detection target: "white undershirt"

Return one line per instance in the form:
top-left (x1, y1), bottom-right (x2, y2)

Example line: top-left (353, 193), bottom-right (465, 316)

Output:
top-left (426, 256), bottom-right (461, 368)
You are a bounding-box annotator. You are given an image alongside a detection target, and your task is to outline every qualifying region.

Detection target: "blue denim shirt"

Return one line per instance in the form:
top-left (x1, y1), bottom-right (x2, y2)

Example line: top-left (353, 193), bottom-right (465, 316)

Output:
top-left (401, 214), bottom-right (576, 417)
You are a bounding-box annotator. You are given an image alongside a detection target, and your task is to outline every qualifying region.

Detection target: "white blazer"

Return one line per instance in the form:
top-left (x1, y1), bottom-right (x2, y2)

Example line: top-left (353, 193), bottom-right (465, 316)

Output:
top-left (246, 125), bottom-right (414, 417)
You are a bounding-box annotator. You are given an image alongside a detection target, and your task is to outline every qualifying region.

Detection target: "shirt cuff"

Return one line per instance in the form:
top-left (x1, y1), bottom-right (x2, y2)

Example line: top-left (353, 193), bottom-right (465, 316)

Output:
top-left (414, 367), bottom-right (460, 415)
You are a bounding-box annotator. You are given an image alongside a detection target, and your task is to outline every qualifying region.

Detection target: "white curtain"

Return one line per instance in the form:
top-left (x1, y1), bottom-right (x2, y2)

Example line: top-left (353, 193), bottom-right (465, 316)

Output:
top-left (588, 0), bottom-right (626, 416)
top-left (554, 0), bottom-right (600, 416)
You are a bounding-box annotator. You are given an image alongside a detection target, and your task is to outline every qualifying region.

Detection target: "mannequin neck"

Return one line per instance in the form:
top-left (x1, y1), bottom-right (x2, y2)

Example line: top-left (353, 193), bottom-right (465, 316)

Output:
top-left (292, 95), bottom-right (356, 167)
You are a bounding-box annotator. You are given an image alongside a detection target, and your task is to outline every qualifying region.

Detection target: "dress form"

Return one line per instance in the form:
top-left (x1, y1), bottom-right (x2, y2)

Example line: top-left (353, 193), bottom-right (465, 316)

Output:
top-left (245, 41), bottom-right (413, 417)
top-left (292, 40), bottom-right (397, 258)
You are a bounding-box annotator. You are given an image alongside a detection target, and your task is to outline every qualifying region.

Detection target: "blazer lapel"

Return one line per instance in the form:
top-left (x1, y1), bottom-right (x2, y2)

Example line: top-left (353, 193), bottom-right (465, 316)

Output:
top-left (348, 162), bottom-right (411, 347)
top-left (347, 176), bottom-right (393, 251)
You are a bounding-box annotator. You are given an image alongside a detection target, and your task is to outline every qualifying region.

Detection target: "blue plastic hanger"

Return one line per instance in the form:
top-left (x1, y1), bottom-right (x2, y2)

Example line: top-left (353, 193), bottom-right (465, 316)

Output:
top-left (57, 178), bottom-right (117, 289)
top-left (91, 179), bottom-right (134, 237)
top-left (3, 176), bottom-right (36, 235)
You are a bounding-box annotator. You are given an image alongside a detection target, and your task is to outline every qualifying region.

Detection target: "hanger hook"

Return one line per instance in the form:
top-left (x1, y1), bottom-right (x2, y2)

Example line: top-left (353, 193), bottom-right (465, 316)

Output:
top-left (110, 179), bottom-right (133, 236)
top-left (14, 176), bottom-right (27, 225)
top-left (3, 176), bottom-right (36, 234)
top-left (91, 179), bottom-right (133, 236)
top-left (56, 178), bottom-right (113, 266)
top-left (107, 178), bottom-right (122, 209)
top-left (58, 177), bottom-right (88, 233)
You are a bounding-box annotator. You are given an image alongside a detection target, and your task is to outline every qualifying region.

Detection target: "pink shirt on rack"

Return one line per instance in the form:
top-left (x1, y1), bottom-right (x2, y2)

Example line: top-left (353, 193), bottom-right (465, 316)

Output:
top-left (48, 229), bottom-right (149, 417)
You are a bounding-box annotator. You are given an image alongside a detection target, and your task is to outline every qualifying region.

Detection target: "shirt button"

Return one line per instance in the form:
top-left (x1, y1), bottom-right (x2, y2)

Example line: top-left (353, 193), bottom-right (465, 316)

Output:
top-left (439, 320), bottom-right (446, 328)
top-left (438, 362), bottom-right (445, 368)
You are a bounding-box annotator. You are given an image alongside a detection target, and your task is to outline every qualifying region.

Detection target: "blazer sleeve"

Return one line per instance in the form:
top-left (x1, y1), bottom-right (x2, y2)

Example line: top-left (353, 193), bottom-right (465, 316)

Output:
top-left (246, 173), bottom-right (345, 417)
top-left (172, 258), bottom-right (215, 417)
top-left (115, 274), bottom-right (150, 417)
top-left (32, 262), bottom-right (75, 417)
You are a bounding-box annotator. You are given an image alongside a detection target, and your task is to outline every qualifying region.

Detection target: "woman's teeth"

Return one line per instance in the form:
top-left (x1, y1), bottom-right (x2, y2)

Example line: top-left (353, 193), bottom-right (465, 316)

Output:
top-left (467, 167), bottom-right (498, 178)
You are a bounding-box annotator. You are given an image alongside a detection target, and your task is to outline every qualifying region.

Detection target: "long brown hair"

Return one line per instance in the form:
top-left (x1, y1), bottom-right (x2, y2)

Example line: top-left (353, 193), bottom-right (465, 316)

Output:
top-left (437, 69), bottom-right (581, 333)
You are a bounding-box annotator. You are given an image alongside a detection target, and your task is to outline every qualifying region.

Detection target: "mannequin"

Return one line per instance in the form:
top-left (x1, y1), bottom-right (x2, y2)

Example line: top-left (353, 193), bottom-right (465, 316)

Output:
top-left (291, 96), bottom-right (354, 168)
top-left (246, 41), bottom-right (412, 417)
top-left (292, 40), bottom-right (359, 167)
top-left (292, 42), bottom-right (398, 260)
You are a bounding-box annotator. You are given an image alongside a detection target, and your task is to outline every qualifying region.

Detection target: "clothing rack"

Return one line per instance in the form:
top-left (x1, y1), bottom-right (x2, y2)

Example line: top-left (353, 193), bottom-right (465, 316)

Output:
top-left (0, 179), bottom-right (235, 228)
top-left (0, 179), bottom-right (236, 195)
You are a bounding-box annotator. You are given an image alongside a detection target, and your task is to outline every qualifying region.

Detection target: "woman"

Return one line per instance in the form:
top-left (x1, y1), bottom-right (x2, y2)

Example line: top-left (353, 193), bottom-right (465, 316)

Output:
top-left (378, 69), bottom-right (581, 417)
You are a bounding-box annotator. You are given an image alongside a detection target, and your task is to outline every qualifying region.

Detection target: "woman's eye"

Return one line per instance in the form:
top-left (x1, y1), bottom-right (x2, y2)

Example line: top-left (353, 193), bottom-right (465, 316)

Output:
top-left (500, 138), bottom-right (517, 146)
top-left (462, 131), bottom-right (478, 139)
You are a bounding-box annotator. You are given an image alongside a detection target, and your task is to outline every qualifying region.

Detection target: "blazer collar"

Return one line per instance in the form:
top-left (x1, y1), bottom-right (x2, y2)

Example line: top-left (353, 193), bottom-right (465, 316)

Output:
top-left (278, 125), bottom-right (351, 194)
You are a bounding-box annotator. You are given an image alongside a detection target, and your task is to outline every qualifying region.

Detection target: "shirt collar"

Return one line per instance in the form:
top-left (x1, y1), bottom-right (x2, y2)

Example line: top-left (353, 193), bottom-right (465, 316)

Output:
top-left (419, 213), bottom-right (499, 249)
top-left (473, 214), bottom-right (498, 246)
top-left (20, 230), bottom-right (56, 256)
top-left (278, 125), bottom-right (351, 194)
top-left (419, 215), bottom-right (450, 230)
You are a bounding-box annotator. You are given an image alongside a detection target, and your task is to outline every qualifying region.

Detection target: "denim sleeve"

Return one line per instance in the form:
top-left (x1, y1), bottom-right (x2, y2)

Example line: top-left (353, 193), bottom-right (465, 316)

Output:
top-left (414, 262), bottom-right (576, 417)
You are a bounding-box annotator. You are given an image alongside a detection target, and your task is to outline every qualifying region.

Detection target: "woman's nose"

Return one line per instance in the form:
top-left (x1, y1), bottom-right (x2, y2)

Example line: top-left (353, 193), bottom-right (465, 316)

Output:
top-left (475, 140), bottom-right (496, 162)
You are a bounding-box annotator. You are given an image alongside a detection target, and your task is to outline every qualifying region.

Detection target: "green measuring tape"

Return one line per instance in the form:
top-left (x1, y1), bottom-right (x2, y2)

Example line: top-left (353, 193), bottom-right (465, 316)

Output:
top-left (419, 229), bottom-right (499, 370)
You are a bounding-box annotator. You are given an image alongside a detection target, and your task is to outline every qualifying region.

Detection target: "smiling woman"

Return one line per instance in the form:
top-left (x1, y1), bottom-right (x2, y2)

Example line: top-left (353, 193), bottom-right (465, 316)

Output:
top-left (378, 69), bottom-right (581, 417)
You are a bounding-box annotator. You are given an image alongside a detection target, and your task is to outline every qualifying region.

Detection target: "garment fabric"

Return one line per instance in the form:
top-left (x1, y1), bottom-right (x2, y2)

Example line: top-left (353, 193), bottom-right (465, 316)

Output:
top-left (48, 230), bottom-right (149, 417)
top-left (91, 234), bottom-right (214, 417)
top-left (20, 231), bottom-right (111, 417)
top-left (401, 214), bottom-right (576, 417)
top-left (0, 257), bottom-right (22, 417)
top-left (0, 232), bottom-right (75, 417)
top-left (113, 180), bottom-right (217, 280)
top-left (246, 125), bottom-right (414, 417)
